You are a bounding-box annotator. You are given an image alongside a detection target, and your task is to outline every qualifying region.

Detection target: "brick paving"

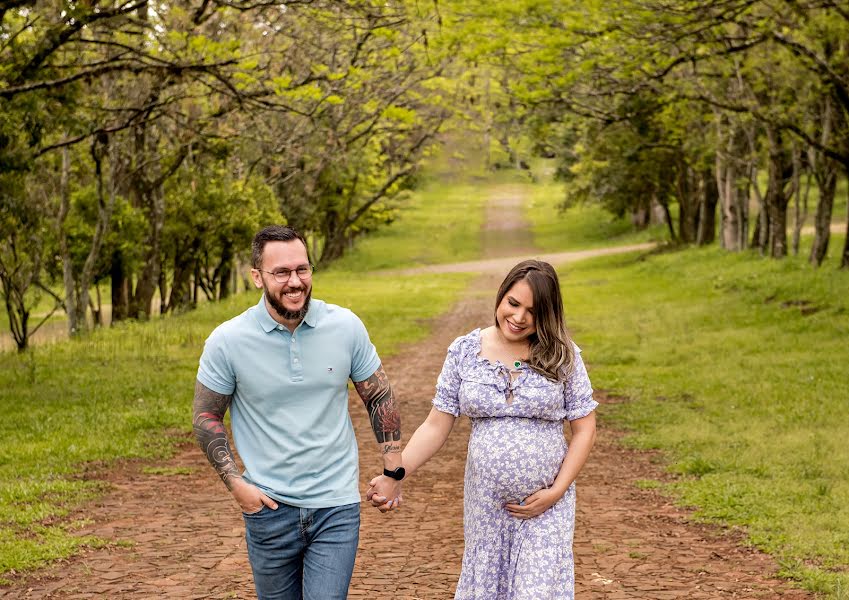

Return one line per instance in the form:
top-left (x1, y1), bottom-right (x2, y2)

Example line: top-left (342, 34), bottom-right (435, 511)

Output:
top-left (0, 189), bottom-right (815, 599)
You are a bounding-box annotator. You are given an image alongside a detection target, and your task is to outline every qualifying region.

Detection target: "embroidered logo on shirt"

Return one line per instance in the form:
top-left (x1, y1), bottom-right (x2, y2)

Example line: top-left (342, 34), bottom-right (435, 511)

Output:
top-left (327, 367), bottom-right (333, 373)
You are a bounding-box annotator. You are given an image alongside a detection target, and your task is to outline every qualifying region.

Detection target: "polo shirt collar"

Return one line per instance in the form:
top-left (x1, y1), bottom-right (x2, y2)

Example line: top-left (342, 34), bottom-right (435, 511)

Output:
top-left (302, 300), bottom-right (319, 328)
top-left (254, 294), bottom-right (320, 332)
top-left (255, 295), bottom-right (279, 333)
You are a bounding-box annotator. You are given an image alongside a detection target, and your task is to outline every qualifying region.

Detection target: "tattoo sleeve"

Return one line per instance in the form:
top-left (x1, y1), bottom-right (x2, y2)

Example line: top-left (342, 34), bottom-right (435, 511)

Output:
top-left (354, 366), bottom-right (402, 445)
top-left (192, 380), bottom-right (241, 491)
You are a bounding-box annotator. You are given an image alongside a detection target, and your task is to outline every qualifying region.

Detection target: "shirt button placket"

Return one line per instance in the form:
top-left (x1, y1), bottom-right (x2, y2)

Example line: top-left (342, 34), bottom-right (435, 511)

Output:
top-left (291, 335), bottom-right (303, 380)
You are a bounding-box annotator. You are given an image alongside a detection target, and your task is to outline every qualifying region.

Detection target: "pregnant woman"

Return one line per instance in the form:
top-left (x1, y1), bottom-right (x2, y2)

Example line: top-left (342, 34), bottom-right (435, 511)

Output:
top-left (370, 259), bottom-right (597, 599)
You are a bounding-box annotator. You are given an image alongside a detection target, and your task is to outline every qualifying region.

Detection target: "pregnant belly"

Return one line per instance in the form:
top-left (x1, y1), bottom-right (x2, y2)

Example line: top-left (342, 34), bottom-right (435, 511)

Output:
top-left (466, 417), bottom-right (566, 504)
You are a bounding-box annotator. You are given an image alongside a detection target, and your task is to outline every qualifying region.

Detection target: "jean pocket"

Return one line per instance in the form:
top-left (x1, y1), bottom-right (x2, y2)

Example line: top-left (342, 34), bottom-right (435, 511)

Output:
top-left (242, 505), bottom-right (267, 516)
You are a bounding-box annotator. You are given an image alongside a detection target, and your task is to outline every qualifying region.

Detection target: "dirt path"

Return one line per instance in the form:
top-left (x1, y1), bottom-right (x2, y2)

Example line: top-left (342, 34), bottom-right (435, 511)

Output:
top-left (1, 187), bottom-right (813, 599)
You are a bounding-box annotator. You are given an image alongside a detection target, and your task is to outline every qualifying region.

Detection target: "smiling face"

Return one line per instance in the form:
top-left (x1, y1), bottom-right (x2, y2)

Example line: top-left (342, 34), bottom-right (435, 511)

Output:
top-left (495, 279), bottom-right (536, 343)
top-left (250, 239), bottom-right (312, 326)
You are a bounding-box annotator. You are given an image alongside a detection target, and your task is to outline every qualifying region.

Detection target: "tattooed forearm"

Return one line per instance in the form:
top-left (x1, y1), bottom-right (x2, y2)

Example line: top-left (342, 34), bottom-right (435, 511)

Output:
top-left (192, 380), bottom-right (241, 491)
top-left (354, 366), bottom-right (401, 444)
top-left (381, 442), bottom-right (401, 454)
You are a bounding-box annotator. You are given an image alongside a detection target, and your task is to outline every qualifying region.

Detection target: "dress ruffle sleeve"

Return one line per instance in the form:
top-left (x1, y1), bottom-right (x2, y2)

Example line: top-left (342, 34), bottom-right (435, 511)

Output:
top-left (563, 344), bottom-right (598, 421)
top-left (432, 334), bottom-right (467, 417)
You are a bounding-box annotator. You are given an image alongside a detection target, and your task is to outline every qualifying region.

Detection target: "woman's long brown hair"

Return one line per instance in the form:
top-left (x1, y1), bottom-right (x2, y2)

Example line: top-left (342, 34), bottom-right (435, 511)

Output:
top-left (494, 260), bottom-right (575, 382)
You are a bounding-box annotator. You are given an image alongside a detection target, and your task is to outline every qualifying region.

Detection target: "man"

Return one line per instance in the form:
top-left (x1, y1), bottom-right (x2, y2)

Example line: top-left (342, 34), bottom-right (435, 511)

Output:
top-left (193, 225), bottom-right (404, 600)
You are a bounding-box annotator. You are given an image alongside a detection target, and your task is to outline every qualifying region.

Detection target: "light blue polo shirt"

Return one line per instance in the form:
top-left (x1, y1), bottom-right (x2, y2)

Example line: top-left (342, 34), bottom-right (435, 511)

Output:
top-left (197, 295), bottom-right (381, 508)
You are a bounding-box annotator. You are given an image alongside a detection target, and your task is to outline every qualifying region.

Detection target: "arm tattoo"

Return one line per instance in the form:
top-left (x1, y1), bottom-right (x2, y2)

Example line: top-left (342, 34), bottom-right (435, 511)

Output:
top-left (354, 366), bottom-right (401, 444)
top-left (192, 381), bottom-right (241, 491)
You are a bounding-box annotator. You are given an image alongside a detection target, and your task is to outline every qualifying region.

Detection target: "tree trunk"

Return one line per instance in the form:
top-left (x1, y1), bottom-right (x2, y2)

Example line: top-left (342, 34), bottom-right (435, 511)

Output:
top-left (697, 169), bottom-right (718, 245)
top-left (110, 250), bottom-right (130, 323)
top-left (631, 206), bottom-right (650, 229)
top-left (72, 135), bottom-right (116, 330)
top-left (749, 164), bottom-right (770, 252)
top-left (168, 258), bottom-right (194, 312)
top-left (676, 162), bottom-right (698, 244)
top-left (158, 266), bottom-right (168, 316)
top-left (790, 145), bottom-right (804, 256)
top-left (841, 163), bottom-right (849, 269)
top-left (319, 227), bottom-right (349, 265)
top-left (2, 279), bottom-right (30, 351)
top-left (717, 120), bottom-right (751, 251)
top-left (167, 238), bottom-right (198, 312)
top-left (57, 146), bottom-right (80, 335)
top-left (765, 126), bottom-right (792, 259)
top-left (809, 162), bottom-right (836, 266)
top-left (130, 184), bottom-right (164, 319)
top-left (218, 242), bottom-right (234, 300)
top-left (654, 194), bottom-right (676, 242)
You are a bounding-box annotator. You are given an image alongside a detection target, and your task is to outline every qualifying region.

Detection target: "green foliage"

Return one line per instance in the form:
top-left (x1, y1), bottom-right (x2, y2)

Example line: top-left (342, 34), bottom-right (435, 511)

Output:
top-left (161, 153), bottom-right (278, 306)
top-left (563, 243), bottom-right (849, 597)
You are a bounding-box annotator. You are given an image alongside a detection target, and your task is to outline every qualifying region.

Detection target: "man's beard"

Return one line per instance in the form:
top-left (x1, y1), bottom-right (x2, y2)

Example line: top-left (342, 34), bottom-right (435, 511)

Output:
top-left (266, 285), bottom-right (311, 322)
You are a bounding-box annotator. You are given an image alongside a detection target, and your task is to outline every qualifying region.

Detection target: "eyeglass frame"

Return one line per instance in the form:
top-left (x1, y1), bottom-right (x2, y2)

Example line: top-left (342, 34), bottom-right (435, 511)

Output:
top-left (255, 264), bottom-right (315, 284)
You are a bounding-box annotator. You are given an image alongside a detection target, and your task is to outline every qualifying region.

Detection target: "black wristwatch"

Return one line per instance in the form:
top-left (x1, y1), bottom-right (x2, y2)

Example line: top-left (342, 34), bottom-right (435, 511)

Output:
top-left (383, 466), bottom-right (406, 481)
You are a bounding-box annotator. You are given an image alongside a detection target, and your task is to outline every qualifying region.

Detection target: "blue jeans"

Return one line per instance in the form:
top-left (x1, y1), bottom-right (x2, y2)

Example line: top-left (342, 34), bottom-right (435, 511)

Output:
top-left (243, 502), bottom-right (360, 600)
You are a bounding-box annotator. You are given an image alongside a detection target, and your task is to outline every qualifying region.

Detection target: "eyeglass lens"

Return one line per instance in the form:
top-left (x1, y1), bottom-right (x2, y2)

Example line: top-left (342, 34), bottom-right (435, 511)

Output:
top-left (272, 266), bottom-right (312, 282)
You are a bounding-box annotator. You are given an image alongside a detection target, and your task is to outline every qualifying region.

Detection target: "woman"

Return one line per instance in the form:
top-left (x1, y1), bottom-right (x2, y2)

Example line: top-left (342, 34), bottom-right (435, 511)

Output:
top-left (376, 259), bottom-right (597, 599)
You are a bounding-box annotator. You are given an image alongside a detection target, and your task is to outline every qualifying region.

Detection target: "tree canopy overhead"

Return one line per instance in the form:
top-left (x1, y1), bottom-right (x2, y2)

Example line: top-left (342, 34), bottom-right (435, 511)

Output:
top-left (1, 0), bottom-right (453, 348)
top-left (2, 0), bottom-right (848, 350)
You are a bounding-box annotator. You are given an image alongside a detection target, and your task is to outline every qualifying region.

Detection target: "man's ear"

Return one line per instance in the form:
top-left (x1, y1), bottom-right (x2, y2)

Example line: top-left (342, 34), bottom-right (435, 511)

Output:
top-left (250, 269), bottom-right (263, 289)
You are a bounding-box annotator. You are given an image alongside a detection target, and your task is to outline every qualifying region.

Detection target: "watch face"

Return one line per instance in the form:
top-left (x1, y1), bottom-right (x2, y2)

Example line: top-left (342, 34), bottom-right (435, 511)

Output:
top-left (386, 467), bottom-right (406, 480)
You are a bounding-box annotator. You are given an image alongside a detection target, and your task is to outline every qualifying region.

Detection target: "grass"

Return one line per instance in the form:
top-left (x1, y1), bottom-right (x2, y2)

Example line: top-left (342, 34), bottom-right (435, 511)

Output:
top-left (558, 240), bottom-right (849, 598)
top-left (327, 178), bottom-right (490, 272)
top-left (526, 174), bottom-right (669, 252)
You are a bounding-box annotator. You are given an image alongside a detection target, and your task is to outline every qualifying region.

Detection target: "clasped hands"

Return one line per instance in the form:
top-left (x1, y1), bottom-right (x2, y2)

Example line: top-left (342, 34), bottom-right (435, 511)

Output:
top-left (366, 474), bottom-right (402, 513)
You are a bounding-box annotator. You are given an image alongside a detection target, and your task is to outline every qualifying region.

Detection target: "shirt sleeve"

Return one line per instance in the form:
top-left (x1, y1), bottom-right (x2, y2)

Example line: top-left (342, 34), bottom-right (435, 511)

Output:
top-left (563, 344), bottom-right (598, 421)
top-left (197, 327), bottom-right (236, 395)
top-left (432, 336), bottom-right (465, 417)
top-left (349, 312), bottom-right (382, 382)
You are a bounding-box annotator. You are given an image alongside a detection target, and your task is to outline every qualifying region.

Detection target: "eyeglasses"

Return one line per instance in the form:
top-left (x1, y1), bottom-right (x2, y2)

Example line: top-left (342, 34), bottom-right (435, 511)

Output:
top-left (257, 264), bottom-right (314, 284)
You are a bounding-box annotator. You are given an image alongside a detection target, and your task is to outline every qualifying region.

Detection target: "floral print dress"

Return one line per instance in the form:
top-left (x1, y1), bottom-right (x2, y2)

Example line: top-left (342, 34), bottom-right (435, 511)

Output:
top-left (432, 329), bottom-right (598, 600)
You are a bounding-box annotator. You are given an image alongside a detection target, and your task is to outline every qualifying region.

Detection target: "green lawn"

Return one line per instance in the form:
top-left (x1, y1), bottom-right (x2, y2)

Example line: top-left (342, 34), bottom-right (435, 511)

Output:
top-left (327, 179), bottom-right (489, 272)
top-left (559, 243), bottom-right (848, 598)
top-left (526, 175), bottom-right (670, 251)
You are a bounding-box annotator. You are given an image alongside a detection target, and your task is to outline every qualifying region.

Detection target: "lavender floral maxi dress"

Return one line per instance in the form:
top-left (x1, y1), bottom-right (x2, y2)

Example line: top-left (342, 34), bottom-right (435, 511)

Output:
top-left (432, 329), bottom-right (598, 600)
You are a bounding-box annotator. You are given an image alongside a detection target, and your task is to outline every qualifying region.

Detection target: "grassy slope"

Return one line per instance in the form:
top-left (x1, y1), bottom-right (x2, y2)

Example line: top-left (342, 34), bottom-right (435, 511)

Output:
top-left (528, 161), bottom-right (848, 596)
top-left (527, 175), bottom-right (669, 251)
top-left (554, 243), bottom-right (848, 597)
top-left (0, 180), bottom-right (484, 576)
top-left (328, 178), bottom-right (489, 271)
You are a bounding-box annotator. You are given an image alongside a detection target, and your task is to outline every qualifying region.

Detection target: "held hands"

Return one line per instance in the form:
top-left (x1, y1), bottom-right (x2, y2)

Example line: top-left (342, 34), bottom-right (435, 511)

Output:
top-left (231, 478), bottom-right (278, 514)
top-left (366, 475), bottom-right (403, 513)
top-left (505, 486), bottom-right (561, 519)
